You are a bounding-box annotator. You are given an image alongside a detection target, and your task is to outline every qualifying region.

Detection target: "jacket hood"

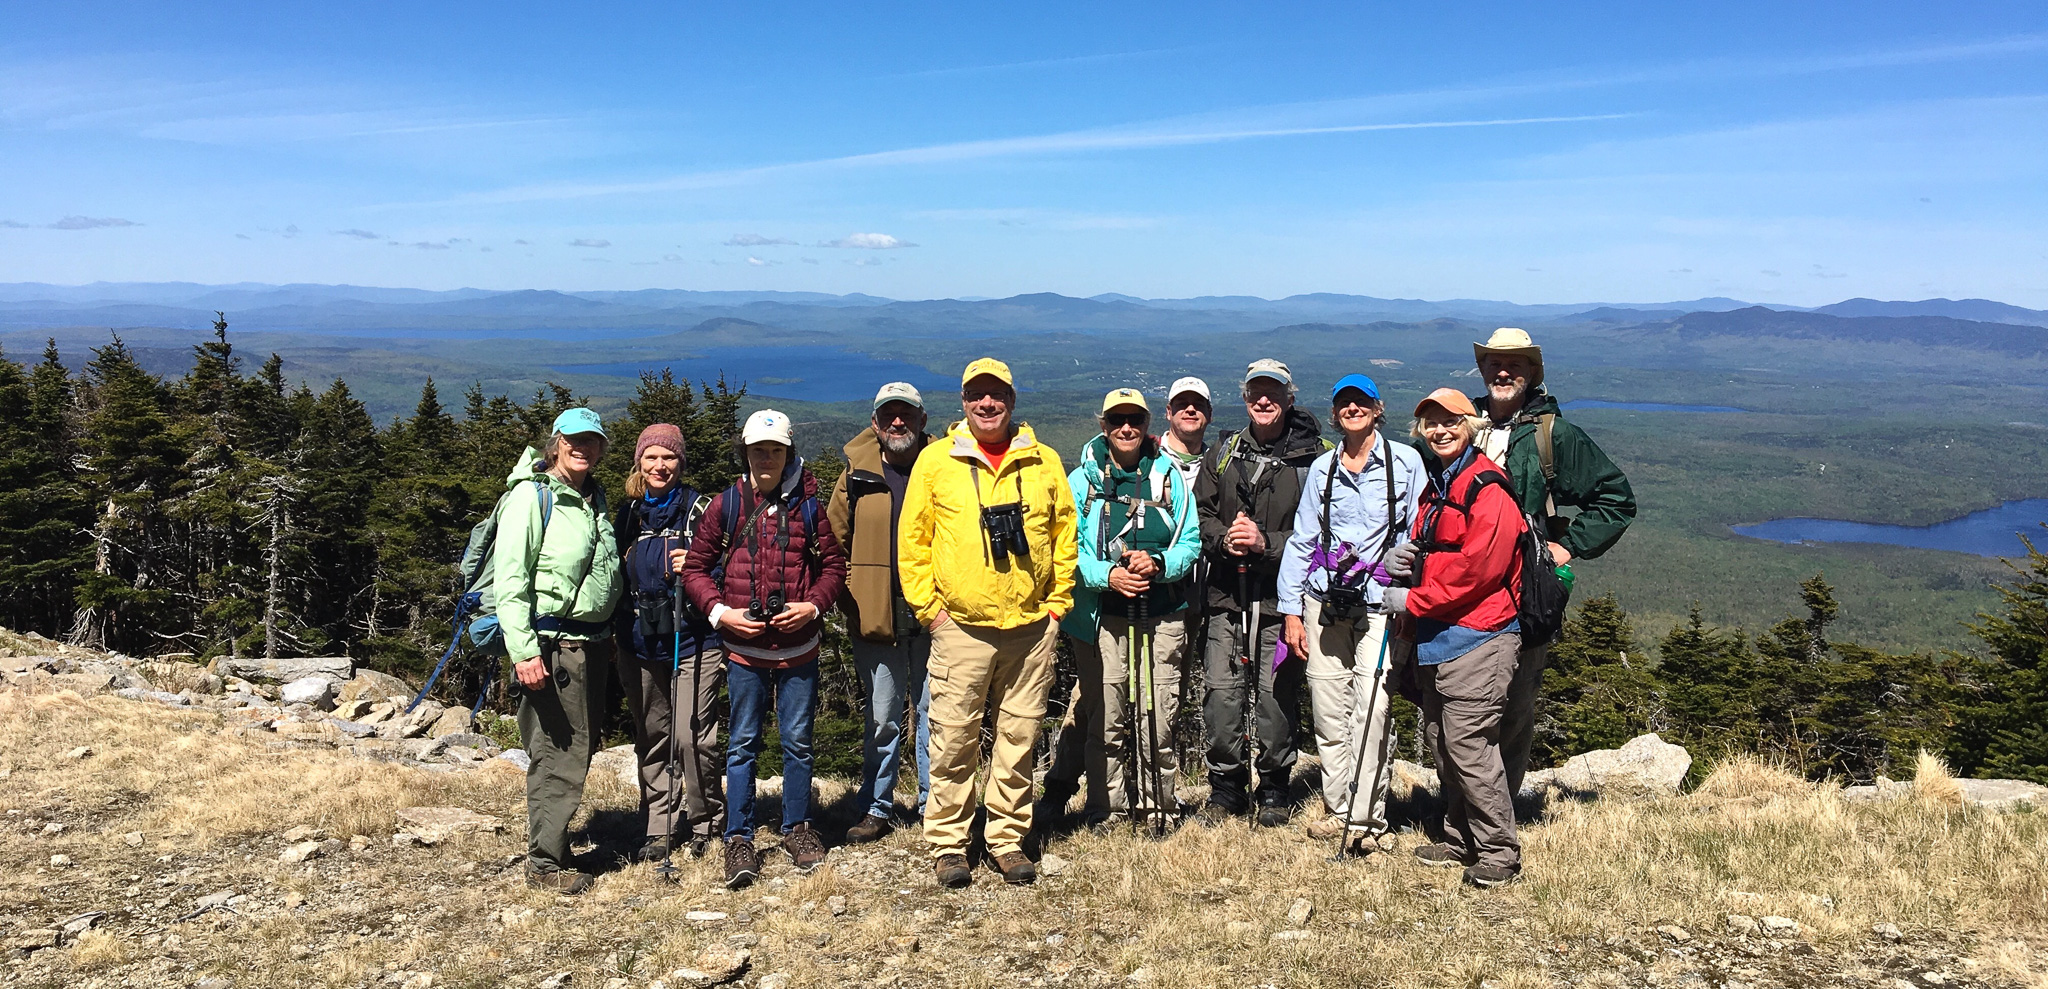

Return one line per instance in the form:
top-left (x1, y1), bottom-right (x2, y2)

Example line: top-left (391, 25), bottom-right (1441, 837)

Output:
top-left (504, 446), bottom-right (546, 488)
top-left (1260, 406), bottom-right (1324, 458)
top-left (1075, 433), bottom-right (1167, 495)
top-left (945, 419), bottom-right (1043, 468)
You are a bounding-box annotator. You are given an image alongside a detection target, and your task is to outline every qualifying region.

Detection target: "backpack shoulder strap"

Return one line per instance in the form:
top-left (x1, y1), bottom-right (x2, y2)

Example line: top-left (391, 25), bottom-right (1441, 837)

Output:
top-left (1535, 414), bottom-right (1557, 482)
top-left (532, 478), bottom-right (556, 537)
top-left (1381, 436), bottom-right (1400, 553)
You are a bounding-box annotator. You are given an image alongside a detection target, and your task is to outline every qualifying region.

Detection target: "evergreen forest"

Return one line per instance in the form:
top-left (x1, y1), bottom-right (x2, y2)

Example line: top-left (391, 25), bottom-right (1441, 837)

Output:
top-left (3, 322), bottom-right (2045, 786)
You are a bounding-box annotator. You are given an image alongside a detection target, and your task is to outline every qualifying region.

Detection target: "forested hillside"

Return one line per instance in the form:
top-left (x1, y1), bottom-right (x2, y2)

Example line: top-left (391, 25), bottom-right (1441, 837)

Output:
top-left (4, 320), bottom-right (2046, 786)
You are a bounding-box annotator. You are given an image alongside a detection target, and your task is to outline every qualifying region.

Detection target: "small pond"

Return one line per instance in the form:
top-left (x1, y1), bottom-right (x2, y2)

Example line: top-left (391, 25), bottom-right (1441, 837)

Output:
top-left (1733, 499), bottom-right (2048, 558)
top-left (1562, 400), bottom-right (1748, 413)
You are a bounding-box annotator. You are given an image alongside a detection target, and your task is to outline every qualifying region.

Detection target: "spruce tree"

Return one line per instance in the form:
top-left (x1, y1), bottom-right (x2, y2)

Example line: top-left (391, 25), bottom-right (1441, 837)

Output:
top-left (1537, 593), bottom-right (1661, 761)
top-left (1952, 534), bottom-right (2048, 783)
top-left (71, 336), bottom-right (183, 652)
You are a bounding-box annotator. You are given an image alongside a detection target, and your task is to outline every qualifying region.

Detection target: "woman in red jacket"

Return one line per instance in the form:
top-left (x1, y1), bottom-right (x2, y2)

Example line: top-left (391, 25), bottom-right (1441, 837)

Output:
top-left (1382, 387), bottom-right (1526, 889)
top-left (682, 410), bottom-right (847, 890)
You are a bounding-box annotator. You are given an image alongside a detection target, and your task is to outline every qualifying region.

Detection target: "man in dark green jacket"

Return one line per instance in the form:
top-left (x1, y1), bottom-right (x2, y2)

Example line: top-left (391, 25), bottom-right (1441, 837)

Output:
top-left (1469, 328), bottom-right (1637, 794)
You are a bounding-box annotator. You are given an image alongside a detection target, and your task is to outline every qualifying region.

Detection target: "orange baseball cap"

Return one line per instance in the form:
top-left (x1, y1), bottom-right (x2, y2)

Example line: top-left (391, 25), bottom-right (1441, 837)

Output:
top-left (1414, 387), bottom-right (1478, 419)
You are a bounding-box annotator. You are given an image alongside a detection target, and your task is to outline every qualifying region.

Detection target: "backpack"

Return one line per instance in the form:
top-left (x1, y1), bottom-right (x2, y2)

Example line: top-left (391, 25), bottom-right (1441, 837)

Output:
top-left (1419, 468), bottom-right (1570, 646)
top-left (711, 482), bottom-right (824, 578)
top-left (403, 477), bottom-right (599, 715)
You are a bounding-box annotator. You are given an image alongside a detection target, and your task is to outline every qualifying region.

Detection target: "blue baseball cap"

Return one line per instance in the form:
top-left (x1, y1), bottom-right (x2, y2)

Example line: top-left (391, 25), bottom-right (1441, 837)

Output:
top-left (551, 407), bottom-right (607, 439)
top-left (1331, 374), bottom-right (1381, 402)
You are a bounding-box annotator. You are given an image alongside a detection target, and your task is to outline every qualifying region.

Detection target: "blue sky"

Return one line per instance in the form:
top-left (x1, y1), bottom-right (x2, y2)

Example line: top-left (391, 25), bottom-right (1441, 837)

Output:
top-left (3, 2), bottom-right (2044, 306)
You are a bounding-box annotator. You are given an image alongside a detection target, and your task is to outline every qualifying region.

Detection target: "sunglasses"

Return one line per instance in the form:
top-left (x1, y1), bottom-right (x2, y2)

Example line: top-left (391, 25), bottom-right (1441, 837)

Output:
top-left (1103, 412), bottom-right (1149, 429)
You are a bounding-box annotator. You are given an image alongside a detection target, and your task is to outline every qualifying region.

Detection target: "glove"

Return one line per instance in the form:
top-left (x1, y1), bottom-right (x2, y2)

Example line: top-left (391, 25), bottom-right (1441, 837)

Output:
top-left (1382, 587), bottom-right (1411, 615)
top-left (1383, 542), bottom-right (1418, 582)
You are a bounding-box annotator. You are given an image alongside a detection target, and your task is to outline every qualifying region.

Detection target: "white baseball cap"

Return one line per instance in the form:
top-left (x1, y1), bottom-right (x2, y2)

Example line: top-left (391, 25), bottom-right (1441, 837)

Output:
top-left (742, 409), bottom-right (794, 447)
top-left (873, 381), bottom-right (924, 411)
top-left (1167, 376), bottom-right (1211, 403)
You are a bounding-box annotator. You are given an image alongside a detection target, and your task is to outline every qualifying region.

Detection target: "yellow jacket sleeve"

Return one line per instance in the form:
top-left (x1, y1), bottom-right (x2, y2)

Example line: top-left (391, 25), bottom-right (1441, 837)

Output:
top-left (1043, 452), bottom-right (1078, 619)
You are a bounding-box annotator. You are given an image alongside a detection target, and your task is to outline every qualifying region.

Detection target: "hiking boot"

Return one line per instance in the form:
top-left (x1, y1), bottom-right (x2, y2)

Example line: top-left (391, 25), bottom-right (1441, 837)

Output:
top-left (844, 813), bottom-right (892, 844)
top-left (1339, 831), bottom-right (1379, 858)
top-left (783, 823), bottom-right (828, 872)
top-left (934, 853), bottom-right (973, 889)
top-left (1254, 794), bottom-right (1292, 828)
top-left (686, 836), bottom-right (712, 860)
top-left (1195, 800), bottom-right (1237, 826)
top-left (1463, 863), bottom-right (1521, 888)
top-left (1413, 842), bottom-right (1475, 868)
top-left (526, 867), bottom-right (594, 895)
top-left (723, 838), bottom-right (760, 890)
top-left (991, 850), bottom-right (1036, 885)
top-left (1306, 817), bottom-right (1344, 840)
top-left (636, 836), bottom-right (671, 863)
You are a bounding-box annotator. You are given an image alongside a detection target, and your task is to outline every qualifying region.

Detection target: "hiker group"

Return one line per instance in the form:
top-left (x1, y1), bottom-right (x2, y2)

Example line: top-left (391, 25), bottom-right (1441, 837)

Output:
top-left (482, 327), bottom-right (1636, 896)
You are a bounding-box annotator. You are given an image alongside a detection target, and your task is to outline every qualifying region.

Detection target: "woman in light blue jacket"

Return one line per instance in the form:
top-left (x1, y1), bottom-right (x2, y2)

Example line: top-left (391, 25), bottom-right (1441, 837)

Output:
top-left (1277, 375), bottom-right (1425, 855)
top-left (1055, 388), bottom-right (1202, 830)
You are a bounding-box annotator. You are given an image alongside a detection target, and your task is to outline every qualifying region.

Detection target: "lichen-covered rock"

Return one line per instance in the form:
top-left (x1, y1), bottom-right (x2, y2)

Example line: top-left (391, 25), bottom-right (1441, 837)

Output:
top-left (1525, 733), bottom-right (1691, 801)
top-left (215, 655), bottom-right (355, 685)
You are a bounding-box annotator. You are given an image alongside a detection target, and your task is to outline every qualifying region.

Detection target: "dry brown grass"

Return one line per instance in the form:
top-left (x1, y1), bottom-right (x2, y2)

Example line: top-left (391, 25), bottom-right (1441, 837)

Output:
top-left (8, 686), bottom-right (2048, 988)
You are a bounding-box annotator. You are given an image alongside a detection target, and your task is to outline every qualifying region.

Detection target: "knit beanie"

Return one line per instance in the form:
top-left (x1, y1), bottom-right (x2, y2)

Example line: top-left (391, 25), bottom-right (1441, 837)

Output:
top-left (634, 423), bottom-right (685, 464)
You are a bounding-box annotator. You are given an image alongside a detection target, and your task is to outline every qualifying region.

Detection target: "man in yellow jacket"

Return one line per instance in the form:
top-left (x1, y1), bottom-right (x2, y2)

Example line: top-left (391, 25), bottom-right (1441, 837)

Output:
top-left (900, 357), bottom-right (1078, 888)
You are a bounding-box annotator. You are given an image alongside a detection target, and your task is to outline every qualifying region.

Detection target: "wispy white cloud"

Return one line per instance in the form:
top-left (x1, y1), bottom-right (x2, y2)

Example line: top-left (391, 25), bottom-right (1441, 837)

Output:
top-left (569, 238), bottom-right (610, 248)
top-left (746, 256), bottom-right (779, 267)
top-left (334, 228), bottom-right (382, 239)
top-left (915, 207), bottom-right (1163, 231)
top-left (725, 233), bottom-right (797, 246)
top-left (46, 215), bottom-right (141, 229)
top-left (822, 232), bottom-right (916, 249)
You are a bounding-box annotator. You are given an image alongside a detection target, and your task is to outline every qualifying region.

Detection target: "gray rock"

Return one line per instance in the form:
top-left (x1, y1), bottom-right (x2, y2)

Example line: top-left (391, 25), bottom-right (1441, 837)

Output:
top-left (1657, 925), bottom-right (1693, 942)
top-left (592, 742), bottom-right (638, 788)
top-left (326, 718), bottom-right (378, 739)
top-left (1527, 733), bottom-right (1691, 801)
top-left (1874, 922), bottom-right (1902, 940)
top-left (51, 671), bottom-right (116, 694)
top-left (216, 656), bottom-right (354, 685)
top-left (279, 677), bottom-right (339, 709)
top-left (427, 705), bottom-right (475, 738)
top-left (115, 687), bottom-right (194, 706)
top-left (828, 895), bottom-right (848, 917)
top-left (59, 912), bottom-right (104, 935)
top-left (1956, 778), bottom-right (2048, 811)
top-left (1268, 930), bottom-right (1312, 942)
top-left (1039, 851), bottom-right (1070, 876)
top-left (280, 840), bottom-right (326, 864)
top-left (395, 806), bottom-right (503, 841)
top-left (536, 974), bottom-right (570, 989)
top-left (1726, 914), bottom-right (1761, 934)
top-left (497, 749), bottom-right (532, 771)
top-left (671, 946), bottom-right (749, 985)
top-left (195, 889), bottom-right (237, 909)
top-left (1761, 915), bottom-right (1799, 932)
top-left (435, 731), bottom-right (501, 754)
top-left (1285, 898), bottom-right (1313, 927)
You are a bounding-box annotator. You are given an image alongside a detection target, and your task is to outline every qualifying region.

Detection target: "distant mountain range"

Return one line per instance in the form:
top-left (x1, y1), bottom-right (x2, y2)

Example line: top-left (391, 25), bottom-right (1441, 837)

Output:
top-left (1670, 306), bottom-right (2048, 357)
top-left (0, 281), bottom-right (2041, 334)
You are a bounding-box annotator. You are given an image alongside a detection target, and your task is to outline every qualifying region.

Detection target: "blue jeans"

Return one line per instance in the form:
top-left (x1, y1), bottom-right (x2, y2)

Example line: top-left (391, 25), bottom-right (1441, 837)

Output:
top-left (723, 659), bottom-right (818, 839)
top-left (851, 634), bottom-right (933, 819)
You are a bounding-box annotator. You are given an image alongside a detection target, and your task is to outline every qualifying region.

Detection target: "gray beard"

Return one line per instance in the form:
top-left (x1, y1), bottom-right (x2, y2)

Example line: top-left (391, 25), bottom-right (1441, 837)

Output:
top-left (879, 431), bottom-right (920, 456)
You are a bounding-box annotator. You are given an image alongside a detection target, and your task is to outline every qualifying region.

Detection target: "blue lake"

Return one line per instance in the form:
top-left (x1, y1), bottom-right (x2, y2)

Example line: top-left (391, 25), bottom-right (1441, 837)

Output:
top-left (1562, 400), bottom-right (1748, 413)
top-left (554, 346), bottom-right (956, 404)
top-left (1733, 499), bottom-right (2048, 558)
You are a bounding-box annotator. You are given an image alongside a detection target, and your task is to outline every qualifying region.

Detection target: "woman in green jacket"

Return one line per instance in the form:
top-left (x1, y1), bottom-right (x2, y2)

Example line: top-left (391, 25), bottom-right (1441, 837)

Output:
top-left (495, 407), bottom-right (625, 894)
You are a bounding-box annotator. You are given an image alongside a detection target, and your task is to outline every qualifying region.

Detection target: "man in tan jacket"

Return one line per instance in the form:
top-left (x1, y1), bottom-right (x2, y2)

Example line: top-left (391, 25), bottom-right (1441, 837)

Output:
top-left (827, 382), bottom-right (937, 844)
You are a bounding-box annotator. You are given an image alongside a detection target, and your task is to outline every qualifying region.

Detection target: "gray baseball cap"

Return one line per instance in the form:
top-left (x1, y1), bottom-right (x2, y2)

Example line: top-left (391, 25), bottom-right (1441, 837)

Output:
top-left (872, 381), bottom-right (924, 411)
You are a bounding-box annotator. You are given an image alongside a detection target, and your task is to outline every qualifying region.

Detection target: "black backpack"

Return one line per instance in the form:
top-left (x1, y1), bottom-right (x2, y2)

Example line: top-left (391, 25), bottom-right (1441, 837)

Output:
top-left (1421, 469), bottom-right (1570, 646)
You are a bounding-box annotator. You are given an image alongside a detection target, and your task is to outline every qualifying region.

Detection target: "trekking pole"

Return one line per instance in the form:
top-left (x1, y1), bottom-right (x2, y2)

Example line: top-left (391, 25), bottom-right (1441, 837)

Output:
top-left (1138, 591), bottom-right (1164, 837)
top-left (1330, 616), bottom-right (1393, 864)
top-left (655, 537), bottom-right (685, 883)
top-left (1237, 563), bottom-right (1258, 789)
top-left (1123, 590), bottom-right (1143, 831)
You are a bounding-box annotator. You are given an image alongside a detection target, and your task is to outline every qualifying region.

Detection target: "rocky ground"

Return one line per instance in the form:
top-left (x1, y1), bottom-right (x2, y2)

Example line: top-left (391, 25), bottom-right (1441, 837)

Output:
top-left (6, 629), bottom-right (2048, 988)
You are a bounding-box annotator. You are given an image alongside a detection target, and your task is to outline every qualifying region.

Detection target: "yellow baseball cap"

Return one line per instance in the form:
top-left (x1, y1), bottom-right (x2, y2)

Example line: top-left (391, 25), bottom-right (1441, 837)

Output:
top-left (961, 357), bottom-right (1014, 387)
top-left (1099, 388), bottom-right (1149, 415)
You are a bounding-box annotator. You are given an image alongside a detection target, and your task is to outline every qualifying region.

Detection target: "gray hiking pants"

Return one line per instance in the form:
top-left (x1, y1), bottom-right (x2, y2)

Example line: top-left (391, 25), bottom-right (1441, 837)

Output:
top-left (1201, 609), bottom-right (1301, 811)
top-left (519, 637), bottom-right (610, 874)
top-left (1500, 640), bottom-right (1549, 795)
top-left (1420, 631), bottom-right (1523, 871)
top-left (615, 643), bottom-right (727, 842)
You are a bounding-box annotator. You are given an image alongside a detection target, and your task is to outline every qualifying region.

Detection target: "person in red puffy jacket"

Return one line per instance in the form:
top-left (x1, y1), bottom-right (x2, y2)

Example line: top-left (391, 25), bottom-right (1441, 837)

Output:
top-left (1381, 387), bottom-right (1526, 889)
top-left (681, 410), bottom-right (847, 889)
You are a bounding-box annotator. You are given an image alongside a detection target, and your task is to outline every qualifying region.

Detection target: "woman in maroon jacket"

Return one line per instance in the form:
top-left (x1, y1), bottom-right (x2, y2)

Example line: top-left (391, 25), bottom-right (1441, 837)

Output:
top-left (1382, 387), bottom-right (1527, 889)
top-left (682, 410), bottom-right (847, 889)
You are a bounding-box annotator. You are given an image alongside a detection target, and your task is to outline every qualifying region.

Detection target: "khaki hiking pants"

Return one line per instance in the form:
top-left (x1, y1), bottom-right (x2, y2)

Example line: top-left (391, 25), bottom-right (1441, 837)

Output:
top-left (1501, 640), bottom-right (1549, 795)
top-left (1419, 631), bottom-right (1523, 871)
top-left (615, 644), bottom-right (727, 843)
top-left (924, 616), bottom-right (1059, 859)
top-left (1301, 599), bottom-right (1398, 834)
top-left (518, 637), bottom-right (610, 874)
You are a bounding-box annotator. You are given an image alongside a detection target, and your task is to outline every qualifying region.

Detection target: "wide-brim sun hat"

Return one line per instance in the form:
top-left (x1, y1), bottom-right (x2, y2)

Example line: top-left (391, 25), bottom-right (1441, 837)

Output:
top-left (1473, 327), bottom-right (1545, 388)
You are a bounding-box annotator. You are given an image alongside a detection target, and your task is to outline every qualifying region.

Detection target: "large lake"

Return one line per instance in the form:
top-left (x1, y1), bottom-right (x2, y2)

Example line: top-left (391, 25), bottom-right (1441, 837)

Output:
top-left (1733, 499), bottom-right (2048, 558)
top-left (554, 346), bottom-right (955, 403)
top-left (1562, 400), bottom-right (1748, 413)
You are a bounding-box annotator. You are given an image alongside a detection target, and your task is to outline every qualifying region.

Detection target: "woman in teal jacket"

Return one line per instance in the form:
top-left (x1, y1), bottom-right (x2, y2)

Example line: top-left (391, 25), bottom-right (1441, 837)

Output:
top-left (495, 407), bottom-right (625, 894)
top-left (1056, 388), bottom-right (1201, 829)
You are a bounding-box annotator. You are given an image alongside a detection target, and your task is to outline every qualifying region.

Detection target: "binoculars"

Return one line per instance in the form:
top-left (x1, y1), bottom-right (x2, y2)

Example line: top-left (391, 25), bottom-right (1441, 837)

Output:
top-left (746, 591), bottom-right (787, 624)
top-left (981, 503), bottom-right (1029, 561)
top-left (1320, 582), bottom-right (1367, 626)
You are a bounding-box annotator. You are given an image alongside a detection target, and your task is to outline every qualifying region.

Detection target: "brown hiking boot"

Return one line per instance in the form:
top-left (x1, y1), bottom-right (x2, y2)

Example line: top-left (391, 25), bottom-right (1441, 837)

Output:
top-left (933, 853), bottom-right (972, 889)
top-left (723, 838), bottom-right (760, 890)
top-left (1463, 863), bottom-right (1521, 888)
top-left (990, 851), bottom-right (1036, 885)
top-left (525, 867), bottom-right (594, 895)
top-left (783, 823), bottom-right (828, 872)
top-left (844, 813), bottom-right (892, 844)
top-left (1412, 842), bottom-right (1475, 868)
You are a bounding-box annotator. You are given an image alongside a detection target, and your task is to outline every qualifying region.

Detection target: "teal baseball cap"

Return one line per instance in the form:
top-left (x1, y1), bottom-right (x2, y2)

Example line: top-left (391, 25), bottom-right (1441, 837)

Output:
top-left (551, 407), bottom-right (607, 439)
